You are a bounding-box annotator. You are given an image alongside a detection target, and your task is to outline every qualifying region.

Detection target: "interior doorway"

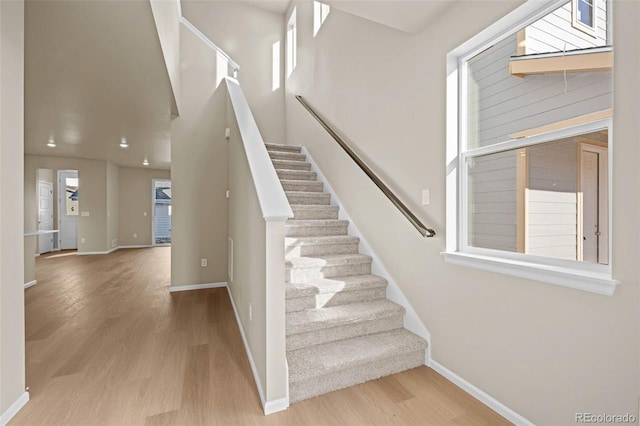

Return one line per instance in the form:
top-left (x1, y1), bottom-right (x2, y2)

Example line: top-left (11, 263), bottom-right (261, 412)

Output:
top-left (37, 180), bottom-right (54, 254)
top-left (152, 179), bottom-right (171, 246)
top-left (58, 170), bottom-right (79, 250)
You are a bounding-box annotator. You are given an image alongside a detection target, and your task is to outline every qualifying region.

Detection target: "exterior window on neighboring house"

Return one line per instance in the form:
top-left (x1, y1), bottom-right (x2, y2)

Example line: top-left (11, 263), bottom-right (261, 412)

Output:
top-left (444, 0), bottom-right (616, 295)
top-left (573, 0), bottom-right (597, 36)
top-left (287, 8), bottom-right (297, 78)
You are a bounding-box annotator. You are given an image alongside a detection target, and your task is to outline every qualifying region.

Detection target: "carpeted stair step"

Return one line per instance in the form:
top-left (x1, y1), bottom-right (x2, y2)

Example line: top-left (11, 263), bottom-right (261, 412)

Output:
top-left (285, 235), bottom-right (359, 258)
top-left (286, 191), bottom-right (331, 205)
top-left (276, 169), bottom-right (317, 181)
top-left (272, 159), bottom-right (312, 171)
top-left (285, 253), bottom-right (372, 283)
top-left (265, 143), bottom-right (301, 153)
top-left (286, 299), bottom-right (404, 351)
top-left (290, 205), bottom-right (339, 220)
top-left (287, 329), bottom-right (427, 403)
top-left (285, 220), bottom-right (349, 238)
top-left (285, 274), bottom-right (388, 312)
top-left (280, 180), bottom-right (324, 193)
top-left (268, 151), bottom-right (307, 162)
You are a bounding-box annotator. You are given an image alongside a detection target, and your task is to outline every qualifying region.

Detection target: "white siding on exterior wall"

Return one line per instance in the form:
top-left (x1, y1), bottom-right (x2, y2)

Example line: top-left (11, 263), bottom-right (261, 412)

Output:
top-left (468, 150), bottom-right (518, 252)
top-left (524, 0), bottom-right (608, 55)
top-left (467, 34), bottom-right (612, 148)
top-left (526, 139), bottom-right (578, 260)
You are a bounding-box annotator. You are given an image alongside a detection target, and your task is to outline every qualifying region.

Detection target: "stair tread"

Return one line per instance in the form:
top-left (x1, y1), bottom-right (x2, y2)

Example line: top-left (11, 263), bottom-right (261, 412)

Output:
top-left (287, 329), bottom-right (426, 383)
top-left (286, 253), bottom-right (371, 269)
top-left (266, 143), bottom-right (301, 152)
top-left (285, 235), bottom-right (359, 246)
top-left (272, 159), bottom-right (311, 169)
top-left (286, 219), bottom-right (348, 227)
top-left (291, 205), bottom-right (338, 211)
top-left (287, 299), bottom-right (403, 336)
top-left (286, 274), bottom-right (387, 297)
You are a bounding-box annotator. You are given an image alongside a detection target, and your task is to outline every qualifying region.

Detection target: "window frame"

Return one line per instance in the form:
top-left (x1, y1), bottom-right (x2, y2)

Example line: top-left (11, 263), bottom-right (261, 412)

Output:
top-left (444, 0), bottom-right (618, 295)
top-left (286, 8), bottom-right (297, 78)
top-left (572, 0), bottom-right (597, 37)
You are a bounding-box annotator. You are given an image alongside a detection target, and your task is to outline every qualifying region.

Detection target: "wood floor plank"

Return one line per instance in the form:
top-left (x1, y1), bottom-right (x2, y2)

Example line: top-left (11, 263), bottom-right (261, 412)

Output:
top-left (10, 247), bottom-right (511, 425)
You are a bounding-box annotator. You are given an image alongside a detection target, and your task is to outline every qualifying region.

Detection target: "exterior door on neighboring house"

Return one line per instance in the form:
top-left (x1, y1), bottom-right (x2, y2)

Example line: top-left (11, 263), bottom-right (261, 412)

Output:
top-left (581, 145), bottom-right (608, 264)
top-left (38, 181), bottom-right (54, 254)
top-left (58, 170), bottom-right (79, 250)
top-left (152, 180), bottom-right (171, 245)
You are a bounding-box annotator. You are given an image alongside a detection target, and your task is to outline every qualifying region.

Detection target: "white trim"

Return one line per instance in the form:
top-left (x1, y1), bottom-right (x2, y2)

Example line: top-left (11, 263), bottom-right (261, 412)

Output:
top-left (225, 77), bottom-right (294, 222)
top-left (76, 247), bottom-right (119, 256)
top-left (430, 361), bottom-right (534, 426)
top-left (117, 245), bottom-right (154, 250)
top-left (264, 397), bottom-right (289, 415)
top-left (0, 392), bottom-right (29, 426)
top-left (301, 147), bottom-right (432, 365)
top-left (180, 17), bottom-right (240, 72)
top-left (169, 282), bottom-right (227, 292)
top-left (225, 286), bottom-right (270, 414)
top-left (24, 280), bottom-right (37, 289)
top-left (442, 252), bottom-right (617, 295)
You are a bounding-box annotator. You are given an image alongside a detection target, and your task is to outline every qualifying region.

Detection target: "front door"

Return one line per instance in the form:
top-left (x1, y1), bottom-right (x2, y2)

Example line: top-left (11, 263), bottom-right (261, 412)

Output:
top-left (58, 170), bottom-right (79, 250)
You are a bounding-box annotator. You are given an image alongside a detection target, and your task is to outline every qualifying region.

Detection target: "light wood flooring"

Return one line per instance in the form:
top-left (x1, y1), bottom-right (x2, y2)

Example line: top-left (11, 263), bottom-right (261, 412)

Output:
top-left (12, 247), bottom-right (511, 425)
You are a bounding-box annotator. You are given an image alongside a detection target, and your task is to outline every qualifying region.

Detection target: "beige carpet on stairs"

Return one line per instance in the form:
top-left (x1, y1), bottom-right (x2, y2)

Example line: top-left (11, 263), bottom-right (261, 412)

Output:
top-left (266, 143), bottom-right (428, 404)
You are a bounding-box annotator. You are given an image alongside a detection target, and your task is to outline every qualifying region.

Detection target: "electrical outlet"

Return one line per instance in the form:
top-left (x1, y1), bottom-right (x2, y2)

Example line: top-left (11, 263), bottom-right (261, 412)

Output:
top-left (249, 303), bottom-right (252, 322)
top-left (422, 189), bottom-right (431, 205)
top-left (112, 239), bottom-right (117, 248)
top-left (80, 238), bottom-right (86, 244)
top-left (133, 233), bottom-right (137, 239)
top-left (226, 190), bottom-right (230, 199)
top-left (144, 211), bottom-right (147, 217)
top-left (201, 258), bottom-right (208, 267)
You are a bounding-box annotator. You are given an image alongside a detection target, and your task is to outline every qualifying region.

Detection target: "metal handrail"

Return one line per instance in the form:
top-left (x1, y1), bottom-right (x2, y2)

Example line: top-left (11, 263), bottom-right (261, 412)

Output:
top-left (295, 95), bottom-right (436, 238)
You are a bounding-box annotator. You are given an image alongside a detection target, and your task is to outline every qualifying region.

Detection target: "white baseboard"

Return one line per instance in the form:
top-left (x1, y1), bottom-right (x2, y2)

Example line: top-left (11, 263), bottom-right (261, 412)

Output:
top-left (430, 361), bottom-right (534, 426)
top-left (302, 147), bottom-right (432, 365)
top-left (1, 391), bottom-right (29, 426)
top-left (226, 286), bottom-right (288, 415)
top-left (24, 280), bottom-right (37, 289)
top-left (76, 247), bottom-right (118, 256)
top-left (118, 245), bottom-right (153, 249)
top-left (169, 282), bottom-right (227, 292)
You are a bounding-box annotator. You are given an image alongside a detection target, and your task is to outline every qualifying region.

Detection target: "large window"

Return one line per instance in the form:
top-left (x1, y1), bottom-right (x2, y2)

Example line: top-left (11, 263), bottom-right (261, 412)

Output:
top-left (444, 0), bottom-right (617, 295)
top-left (286, 8), bottom-right (297, 78)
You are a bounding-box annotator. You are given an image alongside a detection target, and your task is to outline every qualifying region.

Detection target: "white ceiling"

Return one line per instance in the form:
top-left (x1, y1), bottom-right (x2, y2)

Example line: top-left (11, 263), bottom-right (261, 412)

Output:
top-left (237, 0), bottom-right (291, 14)
top-left (325, 0), bottom-right (455, 34)
top-left (25, 0), bottom-right (173, 169)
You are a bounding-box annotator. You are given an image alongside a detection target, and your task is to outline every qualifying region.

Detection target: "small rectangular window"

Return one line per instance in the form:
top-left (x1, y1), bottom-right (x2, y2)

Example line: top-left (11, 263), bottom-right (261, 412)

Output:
top-left (572, 0), bottom-right (597, 37)
top-left (287, 8), bottom-right (297, 78)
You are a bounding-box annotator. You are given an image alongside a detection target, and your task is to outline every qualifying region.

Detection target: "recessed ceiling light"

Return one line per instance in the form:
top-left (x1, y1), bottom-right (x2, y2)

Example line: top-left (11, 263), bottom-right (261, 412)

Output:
top-left (47, 137), bottom-right (56, 148)
top-left (142, 158), bottom-right (149, 166)
top-left (119, 137), bottom-right (129, 148)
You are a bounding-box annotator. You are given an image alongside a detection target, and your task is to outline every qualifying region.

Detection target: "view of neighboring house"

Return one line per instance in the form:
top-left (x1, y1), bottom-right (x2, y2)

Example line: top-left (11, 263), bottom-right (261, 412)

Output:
top-left (467, 0), bottom-right (611, 264)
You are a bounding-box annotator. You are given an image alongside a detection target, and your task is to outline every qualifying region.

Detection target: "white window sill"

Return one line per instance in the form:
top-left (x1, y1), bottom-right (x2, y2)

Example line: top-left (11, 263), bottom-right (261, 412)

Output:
top-left (442, 252), bottom-right (618, 296)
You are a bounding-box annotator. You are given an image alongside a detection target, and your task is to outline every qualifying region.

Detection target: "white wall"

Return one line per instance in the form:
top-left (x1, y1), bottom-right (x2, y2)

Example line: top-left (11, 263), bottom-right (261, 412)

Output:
top-left (150, 0), bottom-right (181, 116)
top-left (0, 0), bottom-right (26, 417)
top-left (284, 1), bottom-right (638, 423)
top-left (170, 24), bottom-right (228, 288)
top-left (181, 1), bottom-right (285, 144)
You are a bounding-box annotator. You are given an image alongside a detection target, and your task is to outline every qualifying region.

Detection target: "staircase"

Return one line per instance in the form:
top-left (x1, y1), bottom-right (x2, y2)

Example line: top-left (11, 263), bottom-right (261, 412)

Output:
top-left (266, 143), bottom-right (427, 404)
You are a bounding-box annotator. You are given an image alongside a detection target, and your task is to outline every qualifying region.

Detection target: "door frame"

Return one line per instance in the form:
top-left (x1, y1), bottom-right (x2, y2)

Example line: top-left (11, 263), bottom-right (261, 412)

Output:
top-left (151, 179), bottom-right (172, 247)
top-left (37, 180), bottom-right (54, 254)
top-left (578, 143), bottom-right (608, 264)
top-left (57, 170), bottom-right (79, 250)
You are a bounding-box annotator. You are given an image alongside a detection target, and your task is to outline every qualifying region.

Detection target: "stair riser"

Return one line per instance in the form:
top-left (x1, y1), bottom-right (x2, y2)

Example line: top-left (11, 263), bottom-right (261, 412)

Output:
top-left (286, 242), bottom-right (360, 258)
top-left (281, 182), bottom-right (324, 192)
top-left (291, 209), bottom-right (339, 220)
top-left (265, 144), bottom-right (301, 153)
top-left (269, 152), bottom-right (307, 162)
top-left (286, 287), bottom-right (387, 313)
top-left (286, 193), bottom-right (331, 205)
top-left (286, 262), bottom-right (371, 283)
top-left (285, 225), bottom-right (348, 237)
top-left (272, 160), bottom-right (312, 171)
top-left (286, 314), bottom-right (403, 351)
top-left (289, 351), bottom-right (424, 403)
top-left (277, 171), bottom-right (317, 181)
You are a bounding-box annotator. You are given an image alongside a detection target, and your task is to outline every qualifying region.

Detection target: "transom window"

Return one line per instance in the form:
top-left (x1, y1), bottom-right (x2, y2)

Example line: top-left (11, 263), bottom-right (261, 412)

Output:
top-left (444, 0), bottom-right (617, 295)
